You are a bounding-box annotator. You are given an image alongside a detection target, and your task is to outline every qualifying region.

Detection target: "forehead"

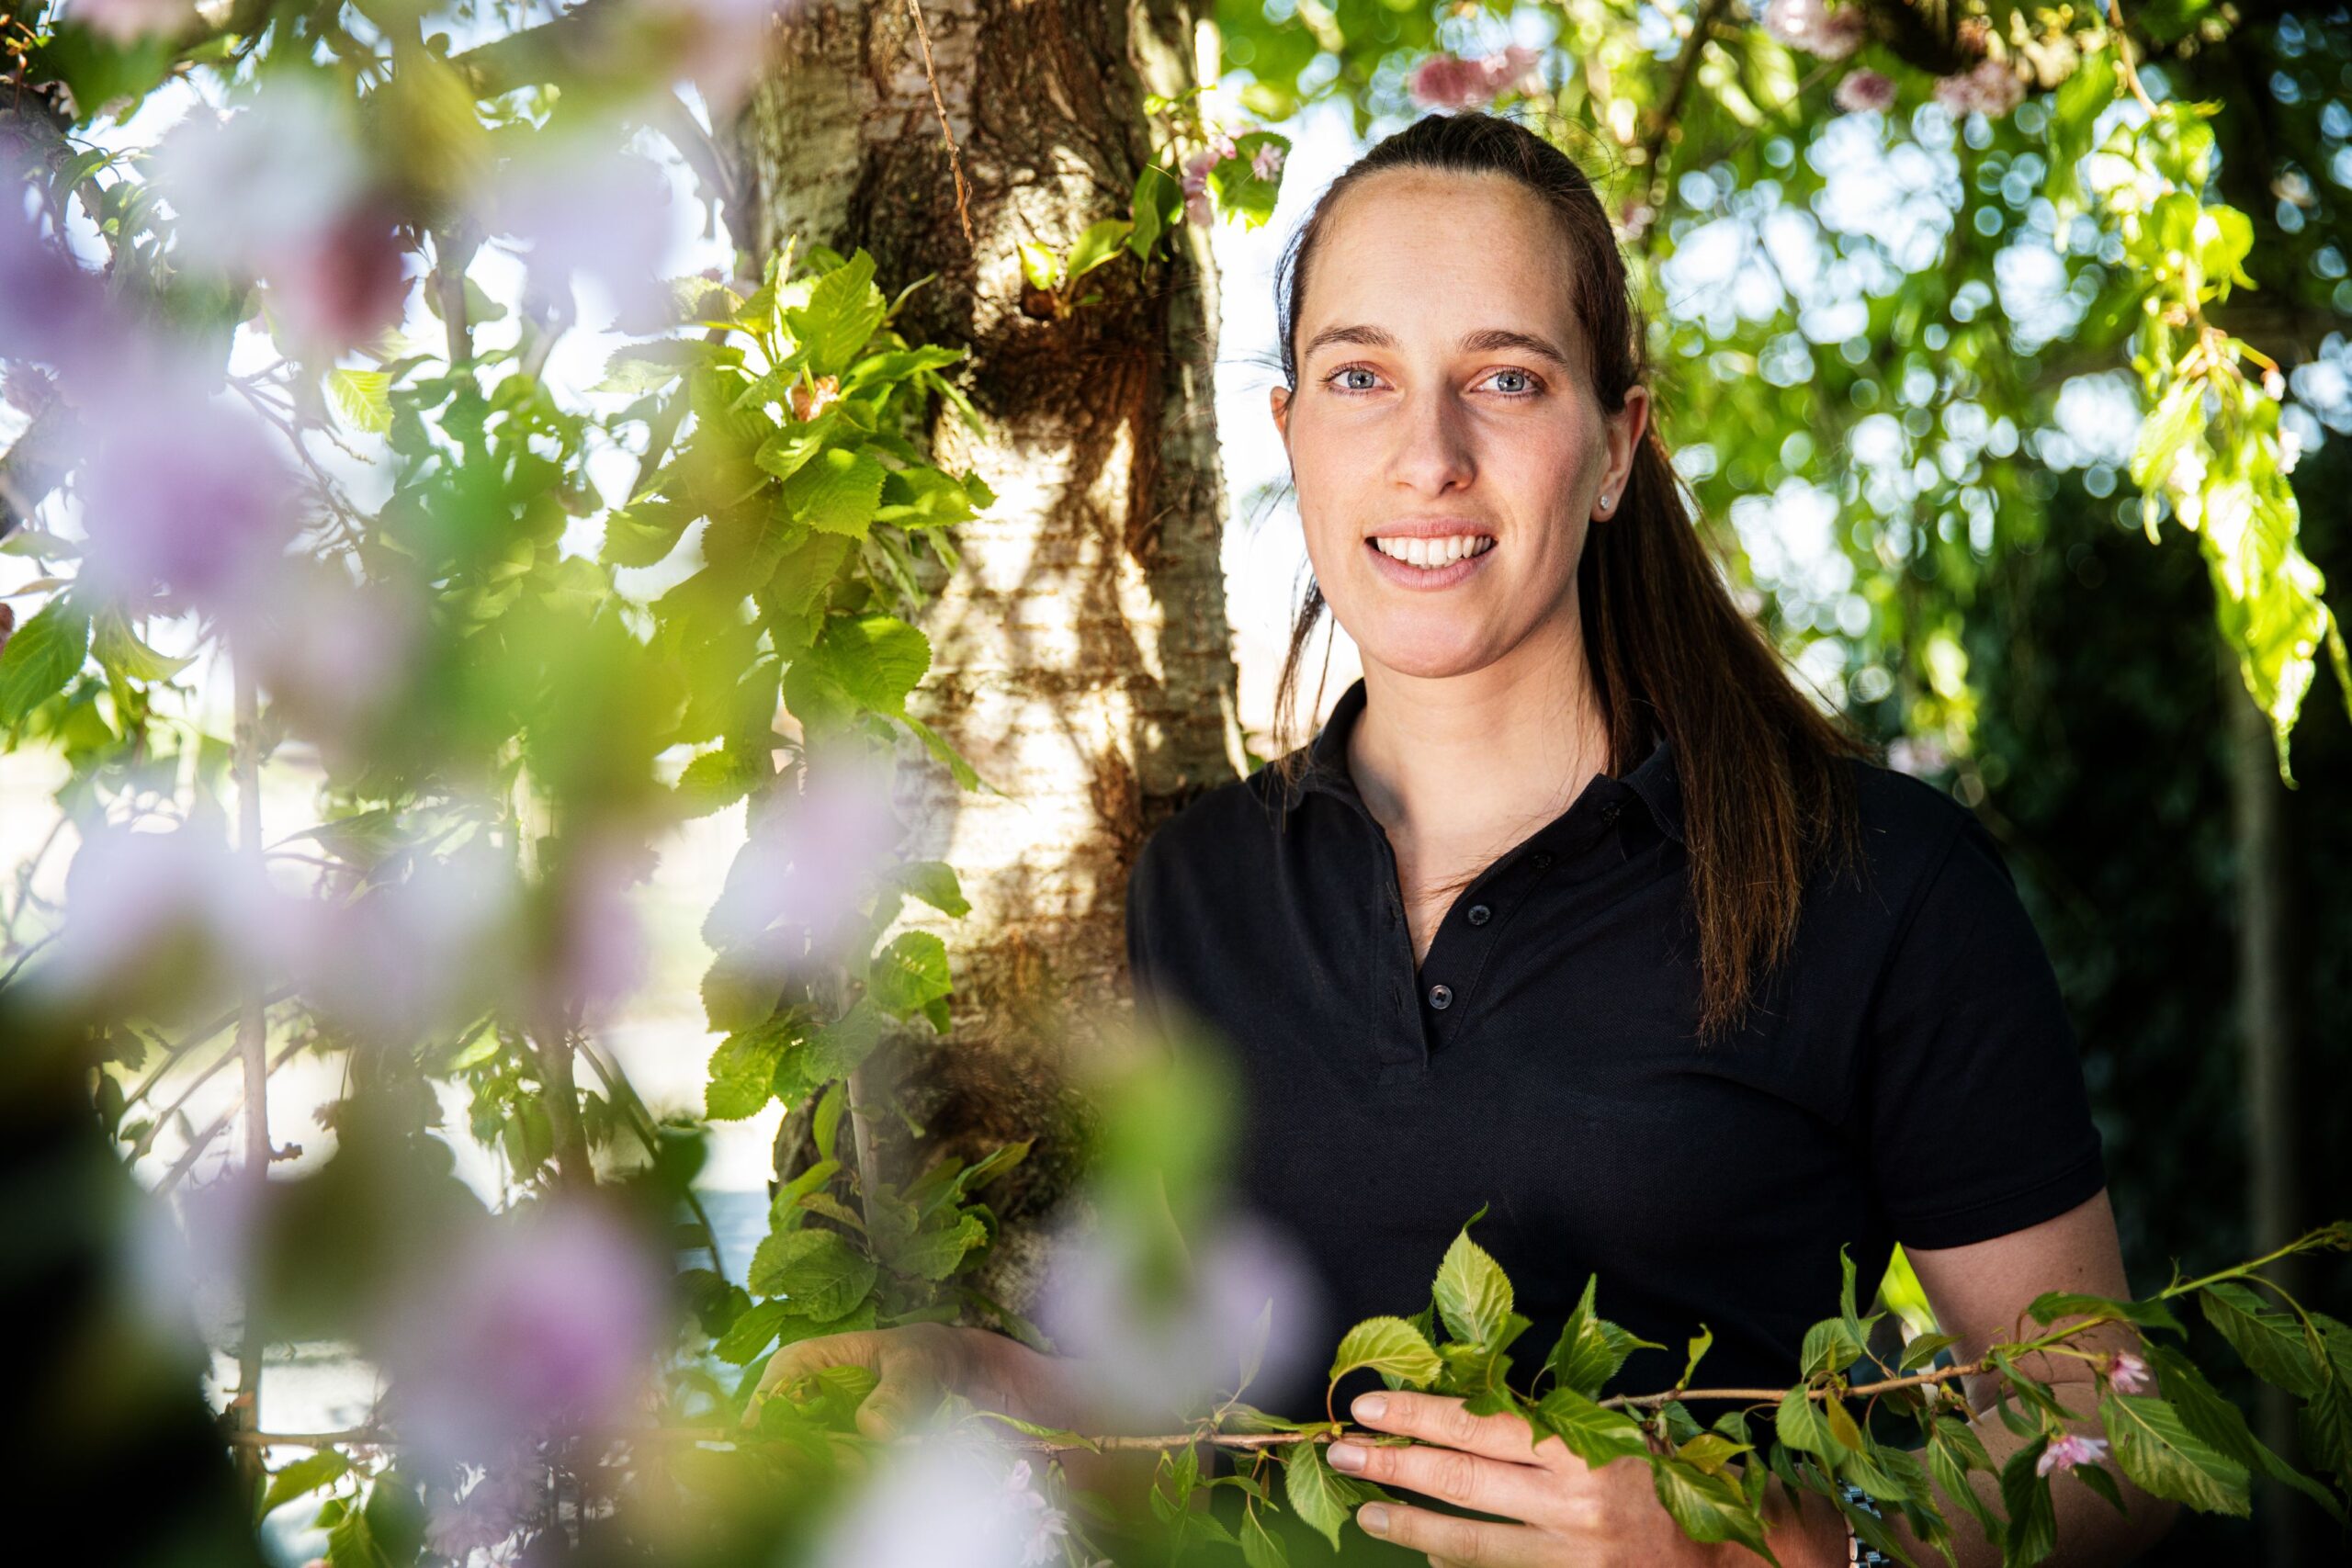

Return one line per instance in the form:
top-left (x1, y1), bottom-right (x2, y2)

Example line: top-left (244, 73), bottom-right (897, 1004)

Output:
top-left (1298, 167), bottom-right (1584, 352)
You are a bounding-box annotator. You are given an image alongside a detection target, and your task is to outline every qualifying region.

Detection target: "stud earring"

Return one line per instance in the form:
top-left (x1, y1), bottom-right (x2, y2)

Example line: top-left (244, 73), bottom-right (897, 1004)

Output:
top-left (1598, 492), bottom-right (1613, 516)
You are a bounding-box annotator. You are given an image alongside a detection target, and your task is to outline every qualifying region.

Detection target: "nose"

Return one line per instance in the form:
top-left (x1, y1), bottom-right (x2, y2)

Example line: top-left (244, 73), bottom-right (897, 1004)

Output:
top-left (1385, 385), bottom-right (1476, 497)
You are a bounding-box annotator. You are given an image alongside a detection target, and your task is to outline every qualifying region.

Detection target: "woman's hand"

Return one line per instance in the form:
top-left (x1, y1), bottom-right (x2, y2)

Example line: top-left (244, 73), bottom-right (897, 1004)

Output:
top-left (1328, 1391), bottom-right (1847, 1568)
top-left (743, 1323), bottom-right (1072, 1438)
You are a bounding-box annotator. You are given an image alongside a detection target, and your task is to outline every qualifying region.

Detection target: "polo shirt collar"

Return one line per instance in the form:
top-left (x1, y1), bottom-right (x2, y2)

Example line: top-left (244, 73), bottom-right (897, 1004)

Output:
top-left (1278, 676), bottom-right (1685, 846)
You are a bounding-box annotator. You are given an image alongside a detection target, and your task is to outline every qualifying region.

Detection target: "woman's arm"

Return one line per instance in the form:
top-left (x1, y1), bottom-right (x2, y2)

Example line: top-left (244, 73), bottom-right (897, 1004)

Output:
top-left (1889, 1188), bottom-right (2177, 1567)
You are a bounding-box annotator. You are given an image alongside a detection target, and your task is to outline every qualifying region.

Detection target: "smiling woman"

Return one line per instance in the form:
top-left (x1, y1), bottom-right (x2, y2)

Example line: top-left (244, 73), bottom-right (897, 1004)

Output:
top-left (1115, 112), bottom-right (2178, 1568)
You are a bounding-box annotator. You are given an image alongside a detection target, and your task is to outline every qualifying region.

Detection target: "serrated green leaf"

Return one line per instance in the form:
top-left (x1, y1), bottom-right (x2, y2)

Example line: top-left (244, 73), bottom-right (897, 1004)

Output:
top-left (327, 367), bottom-right (391, 434)
top-left (1066, 218), bottom-right (1131, 281)
top-left (787, 250), bottom-right (888, 375)
top-left (780, 445), bottom-right (886, 539)
top-left (747, 1225), bottom-right (876, 1319)
top-left (2143, 1344), bottom-right (2342, 1520)
top-left (2099, 1393), bottom-right (2250, 1516)
top-left (259, 1450), bottom-right (350, 1521)
top-left (1282, 1438), bottom-right (1367, 1552)
top-left (1652, 1456), bottom-right (1773, 1558)
top-left (1998, 1438), bottom-right (2057, 1567)
top-left (1017, 241), bottom-right (1060, 290)
top-left (868, 930), bottom-right (951, 1017)
top-left (889, 859), bottom-right (969, 918)
top-left (1545, 1274), bottom-right (1661, 1399)
top-left (1433, 1221), bottom-right (1513, 1348)
top-left (716, 1299), bottom-right (789, 1364)
top-left (2026, 1290), bottom-right (2184, 1337)
top-left (91, 606), bottom-right (192, 682)
top-left (2200, 1282), bottom-right (2321, 1396)
top-left (1329, 1315), bottom-right (1442, 1388)
top-left (1531, 1386), bottom-right (1648, 1468)
top-left (0, 594), bottom-right (90, 723)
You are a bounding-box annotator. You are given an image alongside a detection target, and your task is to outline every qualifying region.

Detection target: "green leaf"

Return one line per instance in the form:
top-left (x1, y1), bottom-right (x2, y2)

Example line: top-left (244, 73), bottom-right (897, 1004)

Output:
top-left (0, 594), bottom-right (90, 723)
top-left (2302, 1368), bottom-right (2352, 1495)
top-left (707, 1020), bottom-right (796, 1120)
top-left (2199, 1282), bottom-right (2321, 1396)
top-left (2026, 1291), bottom-right (2184, 1337)
top-left (1675, 1432), bottom-right (1750, 1476)
top-left (327, 367), bottom-right (392, 434)
top-left (1775, 1386), bottom-right (1839, 1459)
top-left (747, 1226), bottom-right (877, 1320)
top-left (1998, 1438), bottom-right (2057, 1567)
top-left (259, 1450), bottom-right (350, 1520)
top-left (1017, 242), bottom-right (1060, 290)
top-left (1129, 164), bottom-right (1178, 259)
top-left (800, 612), bottom-right (931, 718)
top-left (1801, 1314), bottom-right (1866, 1380)
top-left (91, 606), bottom-right (193, 682)
top-left (2143, 1345), bottom-right (2342, 1520)
top-left (1282, 1438), bottom-right (1369, 1552)
top-left (1329, 1315), bottom-right (1442, 1388)
top-left (1652, 1456), bottom-right (1774, 1560)
top-left (868, 930), bottom-right (952, 1018)
top-left (882, 1212), bottom-right (987, 1280)
top-left (1925, 1416), bottom-right (2004, 1547)
top-left (889, 859), bottom-right (969, 918)
top-left (787, 250), bottom-right (888, 375)
top-left (1678, 1325), bottom-right (1713, 1390)
top-left (1899, 1332), bottom-right (1964, 1371)
top-left (1530, 1386), bottom-right (1649, 1468)
top-left (780, 445), bottom-right (887, 539)
top-left (1545, 1275), bottom-right (1660, 1398)
top-left (1433, 1219), bottom-right (1513, 1348)
top-left (2099, 1393), bottom-right (2250, 1516)
top-left (716, 1299), bottom-right (789, 1364)
top-left (1066, 219), bottom-right (1131, 282)
top-left (1239, 1505), bottom-right (1289, 1568)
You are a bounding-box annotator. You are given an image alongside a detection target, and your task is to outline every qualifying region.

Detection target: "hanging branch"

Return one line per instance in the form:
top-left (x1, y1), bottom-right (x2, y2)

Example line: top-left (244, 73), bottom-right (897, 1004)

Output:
top-left (230, 654), bottom-right (271, 1495)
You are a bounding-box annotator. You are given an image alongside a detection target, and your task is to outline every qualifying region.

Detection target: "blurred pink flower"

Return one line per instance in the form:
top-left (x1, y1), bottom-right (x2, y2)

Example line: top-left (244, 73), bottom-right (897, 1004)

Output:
top-left (67, 0), bottom-right (195, 43)
top-left (814, 1427), bottom-right (1069, 1568)
top-left (266, 201), bottom-right (413, 352)
top-left (537, 832), bottom-right (656, 1032)
top-left (291, 839), bottom-right (523, 1046)
top-left (1760, 0), bottom-right (1867, 61)
top-left (236, 563), bottom-right (424, 776)
top-left (1204, 127), bottom-right (1239, 163)
top-left (379, 1201), bottom-right (663, 1472)
top-left (702, 750), bottom-right (905, 964)
top-left (1181, 151), bottom-right (1216, 226)
top-left (40, 820), bottom-right (300, 1002)
top-left (1407, 45), bottom-right (1543, 110)
top-left (1833, 69), bottom-right (1897, 114)
top-left (424, 1463), bottom-right (536, 1561)
top-left (1251, 141), bottom-right (1285, 181)
top-left (73, 380), bottom-right (300, 616)
top-left (644, 0), bottom-right (783, 115)
top-left (489, 140), bottom-right (677, 331)
top-left (1034, 1209), bottom-right (1322, 1425)
top-left (1932, 58), bottom-right (2027, 119)
top-left (2107, 1350), bottom-right (2151, 1394)
top-left (0, 177), bottom-right (124, 383)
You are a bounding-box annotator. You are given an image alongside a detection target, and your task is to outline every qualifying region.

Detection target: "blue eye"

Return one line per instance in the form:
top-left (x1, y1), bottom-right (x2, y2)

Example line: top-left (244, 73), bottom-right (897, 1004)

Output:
top-left (1487, 368), bottom-right (1540, 397)
top-left (1330, 367), bottom-right (1380, 392)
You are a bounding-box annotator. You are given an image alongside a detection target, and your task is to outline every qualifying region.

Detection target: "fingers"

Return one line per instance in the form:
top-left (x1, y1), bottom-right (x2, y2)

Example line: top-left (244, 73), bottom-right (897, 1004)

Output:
top-left (1328, 1437), bottom-right (1552, 1523)
top-left (747, 1329), bottom-right (884, 1418)
top-left (1358, 1500), bottom-right (1548, 1568)
top-left (1349, 1392), bottom-right (1548, 1465)
top-left (744, 1325), bottom-right (962, 1440)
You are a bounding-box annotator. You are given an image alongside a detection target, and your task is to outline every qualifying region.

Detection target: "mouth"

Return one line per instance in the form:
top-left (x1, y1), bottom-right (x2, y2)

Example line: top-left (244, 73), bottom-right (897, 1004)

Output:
top-left (1363, 530), bottom-right (1498, 589)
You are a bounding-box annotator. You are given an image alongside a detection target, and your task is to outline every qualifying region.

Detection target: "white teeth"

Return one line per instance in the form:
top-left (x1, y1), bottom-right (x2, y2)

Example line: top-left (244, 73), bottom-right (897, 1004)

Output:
top-left (1373, 535), bottom-right (1493, 568)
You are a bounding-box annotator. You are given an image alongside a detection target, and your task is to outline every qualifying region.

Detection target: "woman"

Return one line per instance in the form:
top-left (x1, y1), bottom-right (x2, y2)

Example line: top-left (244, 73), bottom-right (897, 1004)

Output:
top-left (761, 113), bottom-right (2172, 1566)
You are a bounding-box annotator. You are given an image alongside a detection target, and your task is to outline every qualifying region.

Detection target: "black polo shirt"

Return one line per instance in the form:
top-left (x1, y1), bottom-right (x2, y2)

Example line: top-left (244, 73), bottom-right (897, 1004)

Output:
top-left (1124, 676), bottom-right (2107, 1426)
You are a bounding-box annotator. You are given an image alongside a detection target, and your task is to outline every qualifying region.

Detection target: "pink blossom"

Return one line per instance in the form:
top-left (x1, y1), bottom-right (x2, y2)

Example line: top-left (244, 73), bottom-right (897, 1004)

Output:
top-left (814, 1427), bottom-right (1073, 1568)
top-left (0, 177), bottom-right (123, 383)
top-left (424, 1464), bottom-right (536, 1561)
top-left (1833, 69), bottom-right (1897, 114)
top-left (1182, 150), bottom-right (1216, 226)
top-left (67, 0), bottom-right (195, 43)
top-left (1002, 1459), bottom-right (1071, 1566)
top-left (40, 820), bottom-right (301, 1006)
top-left (1251, 141), bottom-right (1286, 181)
top-left (1932, 58), bottom-right (2027, 119)
top-left (2036, 1432), bottom-right (2110, 1476)
top-left (488, 140), bottom-right (678, 330)
top-left (290, 838), bottom-right (523, 1047)
top-left (237, 561), bottom-right (424, 777)
top-left (702, 748), bottom-right (907, 964)
top-left (2107, 1350), bottom-right (2151, 1395)
top-left (377, 1201), bottom-right (664, 1472)
top-left (73, 380), bottom-right (300, 617)
top-left (1407, 44), bottom-right (1544, 111)
top-left (1204, 127), bottom-right (1239, 164)
top-left (1760, 0), bottom-right (1868, 61)
top-left (1034, 1208), bottom-right (1322, 1425)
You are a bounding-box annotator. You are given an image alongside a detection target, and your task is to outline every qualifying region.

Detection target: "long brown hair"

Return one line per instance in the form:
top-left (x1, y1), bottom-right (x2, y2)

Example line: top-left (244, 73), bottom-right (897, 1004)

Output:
top-left (1267, 110), bottom-right (1875, 1044)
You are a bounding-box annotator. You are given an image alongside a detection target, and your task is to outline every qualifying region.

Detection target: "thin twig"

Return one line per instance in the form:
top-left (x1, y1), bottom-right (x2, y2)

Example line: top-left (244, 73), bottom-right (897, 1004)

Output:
top-left (903, 0), bottom-right (973, 247)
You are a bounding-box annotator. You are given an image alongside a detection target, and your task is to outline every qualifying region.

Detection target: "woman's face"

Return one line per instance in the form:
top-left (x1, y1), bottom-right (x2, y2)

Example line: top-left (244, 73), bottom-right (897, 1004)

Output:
top-left (1272, 168), bottom-right (1648, 682)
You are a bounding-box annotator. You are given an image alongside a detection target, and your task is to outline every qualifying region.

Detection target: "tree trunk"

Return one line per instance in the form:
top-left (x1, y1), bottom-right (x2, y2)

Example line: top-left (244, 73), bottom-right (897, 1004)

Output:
top-left (2220, 638), bottom-right (2308, 1565)
top-left (726, 0), bottom-right (1247, 1318)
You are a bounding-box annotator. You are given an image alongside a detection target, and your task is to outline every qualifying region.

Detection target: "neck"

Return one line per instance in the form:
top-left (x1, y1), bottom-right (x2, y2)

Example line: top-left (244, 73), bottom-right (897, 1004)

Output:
top-left (1346, 610), bottom-right (1611, 850)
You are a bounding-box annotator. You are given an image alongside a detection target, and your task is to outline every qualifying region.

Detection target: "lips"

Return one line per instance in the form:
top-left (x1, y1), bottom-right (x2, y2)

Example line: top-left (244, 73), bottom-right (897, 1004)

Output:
top-left (1363, 533), bottom-right (1498, 590)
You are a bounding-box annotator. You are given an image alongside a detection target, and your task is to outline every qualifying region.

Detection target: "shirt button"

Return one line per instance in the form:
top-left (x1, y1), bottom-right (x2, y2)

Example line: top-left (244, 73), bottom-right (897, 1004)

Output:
top-left (1533, 852), bottom-right (1554, 868)
top-left (1603, 802), bottom-right (1623, 824)
top-left (1428, 984), bottom-right (1453, 1010)
top-left (1466, 904), bottom-right (1491, 926)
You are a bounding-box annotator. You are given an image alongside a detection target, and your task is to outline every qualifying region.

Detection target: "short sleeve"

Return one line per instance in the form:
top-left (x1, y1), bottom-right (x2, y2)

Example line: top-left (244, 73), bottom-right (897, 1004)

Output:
top-left (1861, 808), bottom-right (2107, 1250)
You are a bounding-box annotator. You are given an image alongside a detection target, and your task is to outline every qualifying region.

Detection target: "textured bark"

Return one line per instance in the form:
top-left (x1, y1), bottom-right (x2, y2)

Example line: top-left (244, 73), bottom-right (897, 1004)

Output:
top-left (729, 0), bottom-right (1245, 1319)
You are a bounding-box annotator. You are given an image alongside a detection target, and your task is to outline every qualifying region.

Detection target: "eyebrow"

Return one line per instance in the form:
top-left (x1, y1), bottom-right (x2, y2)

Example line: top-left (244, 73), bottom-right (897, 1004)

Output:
top-left (1299, 323), bottom-right (1577, 369)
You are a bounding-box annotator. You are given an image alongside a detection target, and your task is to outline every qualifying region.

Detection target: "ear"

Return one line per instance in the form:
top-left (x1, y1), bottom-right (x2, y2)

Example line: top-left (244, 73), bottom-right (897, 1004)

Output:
top-left (1270, 382), bottom-right (1293, 446)
top-left (1603, 385), bottom-right (1650, 507)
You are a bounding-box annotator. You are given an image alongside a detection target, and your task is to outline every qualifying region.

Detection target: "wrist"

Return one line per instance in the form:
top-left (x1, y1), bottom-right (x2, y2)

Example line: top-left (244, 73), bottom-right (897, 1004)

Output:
top-left (1758, 1483), bottom-right (1855, 1568)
